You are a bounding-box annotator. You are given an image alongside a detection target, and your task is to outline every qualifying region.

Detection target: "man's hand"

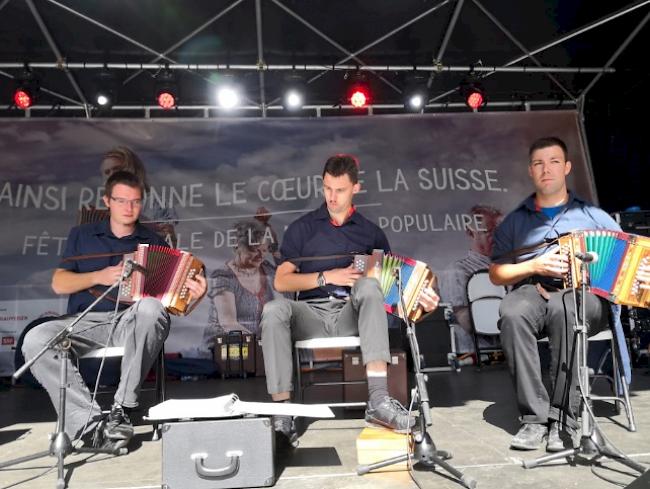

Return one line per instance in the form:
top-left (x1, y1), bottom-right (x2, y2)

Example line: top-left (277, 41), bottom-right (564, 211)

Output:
top-left (323, 264), bottom-right (363, 287)
top-left (185, 273), bottom-right (207, 302)
top-left (93, 261), bottom-right (125, 286)
top-left (531, 248), bottom-right (569, 278)
top-left (637, 263), bottom-right (650, 290)
top-left (418, 286), bottom-right (439, 312)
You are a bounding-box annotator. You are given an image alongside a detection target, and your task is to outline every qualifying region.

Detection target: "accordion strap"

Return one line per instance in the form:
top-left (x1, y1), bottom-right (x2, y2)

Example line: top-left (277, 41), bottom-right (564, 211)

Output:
top-left (494, 236), bottom-right (566, 262)
top-left (288, 253), bottom-right (359, 264)
top-left (61, 251), bottom-right (133, 263)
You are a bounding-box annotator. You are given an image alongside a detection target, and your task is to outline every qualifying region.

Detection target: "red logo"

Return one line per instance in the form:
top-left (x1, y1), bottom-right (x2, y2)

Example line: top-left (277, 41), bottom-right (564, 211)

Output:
top-left (2, 336), bottom-right (14, 346)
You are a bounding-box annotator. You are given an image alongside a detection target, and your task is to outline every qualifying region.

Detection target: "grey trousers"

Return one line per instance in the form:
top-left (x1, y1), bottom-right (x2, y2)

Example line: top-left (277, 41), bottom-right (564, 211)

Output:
top-left (22, 297), bottom-right (170, 439)
top-left (261, 277), bottom-right (391, 395)
top-left (498, 284), bottom-right (608, 428)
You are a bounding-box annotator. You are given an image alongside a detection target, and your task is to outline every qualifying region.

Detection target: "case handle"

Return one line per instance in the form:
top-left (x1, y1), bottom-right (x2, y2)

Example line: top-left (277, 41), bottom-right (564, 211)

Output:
top-left (191, 450), bottom-right (242, 478)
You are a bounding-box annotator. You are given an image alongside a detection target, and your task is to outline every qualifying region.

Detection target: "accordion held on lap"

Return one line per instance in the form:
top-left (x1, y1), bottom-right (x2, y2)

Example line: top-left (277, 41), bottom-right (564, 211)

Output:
top-left (354, 249), bottom-right (435, 322)
top-left (559, 230), bottom-right (650, 308)
top-left (121, 244), bottom-right (204, 315)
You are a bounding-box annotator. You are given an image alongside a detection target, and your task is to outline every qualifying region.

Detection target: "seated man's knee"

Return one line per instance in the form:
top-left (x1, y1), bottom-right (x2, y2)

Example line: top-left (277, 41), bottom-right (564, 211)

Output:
top-left (134, 298), bottom-right (170, 335)
top-left (261, 299), bottom-right (292, 326)
top-left (22, 323), bottom-right (54, 359)
top-left (352, 277), bottom-right (382, 301)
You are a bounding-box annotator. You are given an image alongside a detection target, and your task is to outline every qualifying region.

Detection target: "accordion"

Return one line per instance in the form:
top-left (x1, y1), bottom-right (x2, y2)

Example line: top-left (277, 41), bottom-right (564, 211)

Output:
top-left (121, 244), bottom-right (205, 315)
top-left (354, 249), bottom-right (435, 322)
top-left (559, 230), bottom-right (650, 308)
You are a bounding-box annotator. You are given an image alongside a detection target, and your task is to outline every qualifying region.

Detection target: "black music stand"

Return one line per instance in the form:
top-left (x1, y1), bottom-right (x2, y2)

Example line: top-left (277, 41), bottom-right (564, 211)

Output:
top-left (0, 269), bottom-right (134, 489)
top-left (357, 268), bottom-right (477, 489)
top-left (523, 255), bottom-right (647, 478)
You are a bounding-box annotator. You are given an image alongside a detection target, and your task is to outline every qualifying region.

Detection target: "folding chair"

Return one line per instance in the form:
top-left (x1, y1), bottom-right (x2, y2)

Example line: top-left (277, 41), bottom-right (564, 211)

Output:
top-left (293, 336), bottom-right (366, 408)
top-left (466, 269), bottom-right (507, 368)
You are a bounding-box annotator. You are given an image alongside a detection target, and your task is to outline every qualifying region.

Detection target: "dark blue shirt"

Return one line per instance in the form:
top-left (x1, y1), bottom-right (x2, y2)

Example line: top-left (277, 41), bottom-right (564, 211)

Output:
top-left (59, 220), bottom-right (168, 314)
top-left (491, 191), bottom-right (631, 383)
top-left (280, 204), bottom-right (391, 300)
top-left (492, 191), bottom-right (620, 271)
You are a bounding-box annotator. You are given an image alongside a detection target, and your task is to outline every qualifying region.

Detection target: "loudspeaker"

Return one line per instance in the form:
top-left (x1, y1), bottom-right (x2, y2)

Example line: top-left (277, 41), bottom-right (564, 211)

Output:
top-left (624, 470), bottom-right (650, 488)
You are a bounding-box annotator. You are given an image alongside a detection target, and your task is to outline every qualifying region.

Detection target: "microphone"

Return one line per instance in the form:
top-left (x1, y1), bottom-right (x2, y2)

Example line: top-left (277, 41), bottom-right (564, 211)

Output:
top-left (124, 259), bottom-right (148, 277)
top-left (575, 251), bottom-right (598, 263)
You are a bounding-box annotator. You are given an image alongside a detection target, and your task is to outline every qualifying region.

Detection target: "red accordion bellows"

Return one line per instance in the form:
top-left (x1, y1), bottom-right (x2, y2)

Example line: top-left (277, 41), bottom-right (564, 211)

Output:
top-left (121, 244), bottom-right (204, 315)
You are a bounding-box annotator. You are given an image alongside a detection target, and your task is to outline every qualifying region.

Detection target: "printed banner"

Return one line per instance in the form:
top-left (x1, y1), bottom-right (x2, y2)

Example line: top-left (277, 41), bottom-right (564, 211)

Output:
top-left (0, 111), bottom-right (593, 369)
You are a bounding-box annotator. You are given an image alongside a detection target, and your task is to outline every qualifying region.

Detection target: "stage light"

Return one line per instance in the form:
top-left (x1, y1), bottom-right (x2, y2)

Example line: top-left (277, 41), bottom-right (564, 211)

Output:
top-left (154, 69), bottom-right (178, 110)
top-left (94, 70), bottom-right (117, 109)
top-left (402, 75), bottom-right (429, 112)
top-left (282, 75), bottom-right (307, 111)
top-left (217, 85), bottom-right (240, 109)
top-left (14, 88), bottom-right (33, 110)
top-left (347, 72), bottom-right (371, 108)
top-left (13, 70), bottom-right (39, 110)
top-left (460, 80), bottom-right (486, 110)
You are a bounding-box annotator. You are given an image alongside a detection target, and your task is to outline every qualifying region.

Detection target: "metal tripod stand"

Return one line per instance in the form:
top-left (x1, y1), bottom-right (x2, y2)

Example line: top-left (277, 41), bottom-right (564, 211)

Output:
top-left (0, 274), bottom-right (131, 489)
top-left (523, 256), bottom-right (646, 477)
top-left (357, 268), bottom-right (477, 488)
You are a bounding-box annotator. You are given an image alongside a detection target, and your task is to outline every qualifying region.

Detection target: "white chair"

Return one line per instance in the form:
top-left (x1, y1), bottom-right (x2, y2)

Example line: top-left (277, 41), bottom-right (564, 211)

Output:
top-left (293, 336), bottom-right (366, 408)
top-left (466, 270), bottom-right (507, 368)
top-left (80, 345), bottom-right (167, 439)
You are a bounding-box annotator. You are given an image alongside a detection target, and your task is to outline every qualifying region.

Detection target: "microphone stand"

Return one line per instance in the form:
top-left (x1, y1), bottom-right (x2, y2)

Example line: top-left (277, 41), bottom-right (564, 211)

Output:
top-left (0, 265), bottom-right (136, 489)
top-left (357, 268), bottom-right (477, 488)
top-left (523, 255), bottom-right (646, 476)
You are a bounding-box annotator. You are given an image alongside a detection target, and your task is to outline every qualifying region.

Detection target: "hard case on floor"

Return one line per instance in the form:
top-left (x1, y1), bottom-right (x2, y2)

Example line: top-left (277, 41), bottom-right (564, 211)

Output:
top-left (162, 416), bottom-right (275, 489)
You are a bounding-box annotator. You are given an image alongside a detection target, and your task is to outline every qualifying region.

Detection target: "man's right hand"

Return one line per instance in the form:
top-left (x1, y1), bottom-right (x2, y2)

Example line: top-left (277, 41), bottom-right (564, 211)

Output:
top-left (323, 264), bottom-right (363, 287)
top-left (93, 261), bottom-right (125, 286)
top-left (531, 248), bottom-right (569, 278)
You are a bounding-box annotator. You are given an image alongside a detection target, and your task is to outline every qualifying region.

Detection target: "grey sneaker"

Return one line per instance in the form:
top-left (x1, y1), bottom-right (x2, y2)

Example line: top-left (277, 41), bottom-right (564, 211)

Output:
top-left (365, 397), bottom-right (416, 433)
top-left (547, 421), bottom-right (577, 452)
top-left (510, 423), bottom-right (548, 450)
top-left (273, 415), bottom-right (299, 448)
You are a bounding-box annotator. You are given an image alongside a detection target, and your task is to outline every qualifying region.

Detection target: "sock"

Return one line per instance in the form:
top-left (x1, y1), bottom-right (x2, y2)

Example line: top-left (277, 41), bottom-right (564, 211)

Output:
top-left (367, 375), bottom-right (389, 407)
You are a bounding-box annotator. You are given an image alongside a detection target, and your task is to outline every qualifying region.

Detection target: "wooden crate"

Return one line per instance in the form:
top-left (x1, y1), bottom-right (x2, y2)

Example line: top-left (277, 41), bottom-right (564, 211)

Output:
top-left (356, 427), bottom-right (411, 472)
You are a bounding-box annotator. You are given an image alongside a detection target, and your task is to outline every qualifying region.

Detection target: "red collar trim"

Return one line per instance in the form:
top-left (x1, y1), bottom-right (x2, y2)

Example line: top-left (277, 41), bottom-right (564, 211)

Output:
top-left (330, 205), bottom-right (356, 227)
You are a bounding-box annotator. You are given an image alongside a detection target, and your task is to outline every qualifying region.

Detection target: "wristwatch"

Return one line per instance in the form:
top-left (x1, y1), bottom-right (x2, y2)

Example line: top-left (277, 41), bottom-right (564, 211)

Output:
top-left (317, 271), bottom-right (327, 287)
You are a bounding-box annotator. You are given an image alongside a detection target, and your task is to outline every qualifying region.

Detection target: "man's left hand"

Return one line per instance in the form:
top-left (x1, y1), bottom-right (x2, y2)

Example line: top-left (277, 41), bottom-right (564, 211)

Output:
top-left (185, 273), bottom-right (207, 302)
top-left (418, 286), bottom-right (439, 312)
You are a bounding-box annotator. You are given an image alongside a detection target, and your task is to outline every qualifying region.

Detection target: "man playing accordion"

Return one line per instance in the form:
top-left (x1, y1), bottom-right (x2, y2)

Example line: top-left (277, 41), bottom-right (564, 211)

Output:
top-left (489, 136), bottom-right (631, 452)
top-left (22, 171), bottom-right (206, 451)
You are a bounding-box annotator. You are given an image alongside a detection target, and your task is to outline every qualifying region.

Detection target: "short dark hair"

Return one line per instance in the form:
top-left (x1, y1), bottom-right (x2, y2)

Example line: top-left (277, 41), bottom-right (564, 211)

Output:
top-left (528, 136), bottom-right (568, 161)
top-left (322, 154), bottom-right (359, 184)
top-left (104, 170), bottom-right (145, 197)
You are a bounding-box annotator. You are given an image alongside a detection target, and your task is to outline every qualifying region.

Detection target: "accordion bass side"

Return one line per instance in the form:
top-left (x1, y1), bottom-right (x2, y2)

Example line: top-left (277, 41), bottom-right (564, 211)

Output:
top-left (354, 249), bottom-right (435, 322)
top-left (121, 244), bottom-right (205, 315)
top-left (559, 230), bottom-right (650, 308)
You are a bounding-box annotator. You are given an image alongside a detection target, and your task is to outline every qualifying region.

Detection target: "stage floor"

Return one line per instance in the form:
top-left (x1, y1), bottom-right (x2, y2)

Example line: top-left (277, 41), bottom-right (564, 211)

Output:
top-left (1, 364), bottom-right (649, 489)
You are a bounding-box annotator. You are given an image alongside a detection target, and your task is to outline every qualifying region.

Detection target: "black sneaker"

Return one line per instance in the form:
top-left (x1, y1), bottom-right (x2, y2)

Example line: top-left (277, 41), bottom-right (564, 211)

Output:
top-left (365, 397), bottom-right (415, 433)
top-left (272, 415), bottom-right (299, 448)
top-left (103, 404), bottom-right (134, 444)
top-left (510, 423), bottom-right (547, 450)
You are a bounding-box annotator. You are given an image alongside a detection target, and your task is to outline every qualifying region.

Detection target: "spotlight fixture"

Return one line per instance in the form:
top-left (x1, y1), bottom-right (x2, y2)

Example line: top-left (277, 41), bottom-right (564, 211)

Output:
top-left (216, 77), bottom-right (242, 110)
top-left (460, 79), bottom-right (486, 110)
top-left (347, 72), bottom-right (370, 108)
top-left (403, 75), bottom-right (429, 112)
top-left (94, 70), bottom-right (117, 109)
top-left (13, 71), bottom-right (39, 110)
top-left (154, 69), bottom-right (178, 110)
top-left (282, 75), bottom-right (307, 111)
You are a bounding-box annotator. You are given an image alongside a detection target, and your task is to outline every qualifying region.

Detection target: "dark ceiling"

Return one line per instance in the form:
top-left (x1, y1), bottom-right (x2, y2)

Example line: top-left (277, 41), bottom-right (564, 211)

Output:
top-left (0, 0), bottom-right (649, 117)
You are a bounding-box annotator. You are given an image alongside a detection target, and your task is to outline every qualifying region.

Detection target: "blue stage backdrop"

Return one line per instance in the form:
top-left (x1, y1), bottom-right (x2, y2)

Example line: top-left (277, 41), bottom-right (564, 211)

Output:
top-left (0, 111), bottom-right (594, 373)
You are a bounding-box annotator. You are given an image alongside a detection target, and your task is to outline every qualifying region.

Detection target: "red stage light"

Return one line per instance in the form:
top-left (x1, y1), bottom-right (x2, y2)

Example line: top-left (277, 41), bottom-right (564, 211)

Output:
top-left (157, 91), bottom-right (176, 109)
top-left (466, 90), bottom-right (484, 110)
top-left (350, 86), bottom-right (369, 108)
top-left (14, 89), bottom-right (33, 110)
